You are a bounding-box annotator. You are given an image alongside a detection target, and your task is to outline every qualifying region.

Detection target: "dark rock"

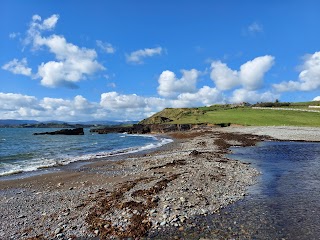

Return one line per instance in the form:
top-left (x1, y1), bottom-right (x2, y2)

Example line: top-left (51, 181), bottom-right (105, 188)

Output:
top-left (189, 150), bottom-right (201, 156)
top-left (90, 124), bottom-right (193, 134)
top-left (33, 128), bottom-right (84, 135)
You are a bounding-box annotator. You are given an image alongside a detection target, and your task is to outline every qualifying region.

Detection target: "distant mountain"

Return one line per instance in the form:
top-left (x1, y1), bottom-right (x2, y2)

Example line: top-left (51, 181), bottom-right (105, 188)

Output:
top-left (0, 119), bottom-right (39, 126)
top-left (0, 119), bottom-right (139, 128)
top-left (78, 120), bottom-right (139, 125)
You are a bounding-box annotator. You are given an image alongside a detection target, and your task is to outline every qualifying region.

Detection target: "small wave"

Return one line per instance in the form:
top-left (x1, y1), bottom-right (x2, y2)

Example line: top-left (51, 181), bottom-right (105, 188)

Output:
top-left (0, 136), bottom-right (173, 177)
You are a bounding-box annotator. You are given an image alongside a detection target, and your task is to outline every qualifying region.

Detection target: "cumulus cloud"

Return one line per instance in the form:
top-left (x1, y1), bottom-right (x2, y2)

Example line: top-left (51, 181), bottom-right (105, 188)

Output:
top-left (2, 58), bottom-right (32, 76)
top-left (0, 92), bottom-right (103, 121)
top-left (313, 96), bottom-right (320, 101)
top-left (0, 92), bottom-right (38, 110)
top-left (273, 51), bottom-right (320, 92)
top-left (96, 40), bottom-right (115, 54)
top-left (100, 92), bottom-right (147, 109)
top-left (230, 88), bottom-right (279, 103)
top-left (24, 14), bottom-right (59, 48)
top-left (126, 47), bottom-right (162, 64)
top-left (210, 55), bottom-right (275, 91)
top-left (157, 69), bottom-right (199, 98)
top-left (0, 93), bottom-right (42, 119)
top-left (20, 14), bottom-right (104, 88)
top-left (172, 86), bottom-right (224, 108)
top-left (40, 95), bottom-right (99, 118)
top-left (210, 61), bottom-right (238, 90)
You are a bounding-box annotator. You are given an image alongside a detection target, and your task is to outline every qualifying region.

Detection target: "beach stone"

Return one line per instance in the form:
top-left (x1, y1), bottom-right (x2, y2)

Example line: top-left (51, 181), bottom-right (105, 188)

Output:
top-left (56, 233), bottom-right (64, 238)
top-left (151, 196), bottom-right (160, 202)
top-left (94, 229), bottom-right (99, 235)
top-left (54, 227), bottom-right (62, 234)
top-left (160, 221), bottom-right (167, 226)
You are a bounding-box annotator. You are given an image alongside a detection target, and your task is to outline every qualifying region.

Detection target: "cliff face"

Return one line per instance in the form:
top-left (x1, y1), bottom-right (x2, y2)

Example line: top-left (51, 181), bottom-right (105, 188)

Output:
top-left (90, 124), bottom-right (193, 134)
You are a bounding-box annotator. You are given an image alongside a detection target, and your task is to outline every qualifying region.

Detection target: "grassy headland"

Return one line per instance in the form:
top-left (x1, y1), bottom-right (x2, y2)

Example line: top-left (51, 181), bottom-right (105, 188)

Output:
top-left (140, 101), bottom-right (320, 127)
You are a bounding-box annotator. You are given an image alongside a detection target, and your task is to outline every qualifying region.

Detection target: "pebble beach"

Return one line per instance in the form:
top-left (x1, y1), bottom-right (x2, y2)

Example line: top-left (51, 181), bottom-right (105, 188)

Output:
top-left (0, 126), bottom-right (319, 239)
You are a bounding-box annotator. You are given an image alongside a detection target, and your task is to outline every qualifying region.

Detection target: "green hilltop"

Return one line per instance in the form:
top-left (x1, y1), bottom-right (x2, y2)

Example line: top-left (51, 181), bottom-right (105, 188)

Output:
top-left (139, 101), bottom-right (320, 127)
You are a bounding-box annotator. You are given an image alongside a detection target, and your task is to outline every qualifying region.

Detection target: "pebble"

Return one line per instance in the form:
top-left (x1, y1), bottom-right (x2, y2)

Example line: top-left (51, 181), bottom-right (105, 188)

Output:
top-left (160, 221), bottom-right (167, 226)
top-left (56, 233), bottom-right (64, 238)
top-left (54, 227), bottom-right (62, 234)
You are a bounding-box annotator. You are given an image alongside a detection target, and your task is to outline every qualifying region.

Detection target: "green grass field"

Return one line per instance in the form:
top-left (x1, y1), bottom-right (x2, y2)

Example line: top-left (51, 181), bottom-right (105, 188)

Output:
top-left (140, 105), bottom-right (320, 127)
top-left (172, 108), bottom-right (320, 126)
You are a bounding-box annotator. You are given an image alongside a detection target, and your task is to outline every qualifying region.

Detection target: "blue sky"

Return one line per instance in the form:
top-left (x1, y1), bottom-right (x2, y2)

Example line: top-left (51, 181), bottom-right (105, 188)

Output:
top-left (1, 0), bottom-right (320, 121)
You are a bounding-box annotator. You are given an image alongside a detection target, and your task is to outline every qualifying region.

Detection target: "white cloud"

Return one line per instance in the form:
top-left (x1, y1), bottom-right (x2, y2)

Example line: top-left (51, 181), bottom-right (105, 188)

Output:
top-left (172, 86), bottom-right (224, 108)
top-left (0, 93), bottom-right (103, 121)
top-left (210, 55), bottom-right (275, 91)
top-left (239, 56), bottom-right (275, 90)
top-left (126, 47), bottom-right (162, 64)
top-left (210, 61), bottom-right (239, 90)
top-left (2, 58), bottom-right (32, 76)
top-left (313, 96), bottom-right (320, 101)
top-left (273, 51), bottom-right (320, 92)
top-left (96, 40), bottom-right (115, 54)
top-left (100, 92), bottom-right (147, 109)
top-left (40, 95), bottom-right (98, 119)
top-left (0, 93), bottom-right (38, 111)
top-left (25, 14), bottom-right (59, 48)
top-left (248, 22), bottom-right (263, 34)
top-left (230, 88), bottom-right (279, 103)
top-left (99, 92), bottom-right (166, 120)
top-left (21, 14), bottom-right (105, 88)
top-left (157, 69), bottom-right (199, 98)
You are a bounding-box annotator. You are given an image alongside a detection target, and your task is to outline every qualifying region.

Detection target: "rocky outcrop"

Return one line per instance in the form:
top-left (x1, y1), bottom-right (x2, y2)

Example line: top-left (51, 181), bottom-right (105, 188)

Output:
top-left (33, 128), bottom-right (84, 135)
top-left (90, 124), bottom-right (194, 134)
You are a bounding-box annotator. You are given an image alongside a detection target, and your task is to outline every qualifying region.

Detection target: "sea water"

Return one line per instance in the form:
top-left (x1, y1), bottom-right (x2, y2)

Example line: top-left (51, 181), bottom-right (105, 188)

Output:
top-left (0, 128), bottom-right (172, 177)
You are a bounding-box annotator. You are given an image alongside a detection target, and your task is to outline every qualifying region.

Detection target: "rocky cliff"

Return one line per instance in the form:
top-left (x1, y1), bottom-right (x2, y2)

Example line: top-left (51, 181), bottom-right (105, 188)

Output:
top-left (90, 124), bottom-right (194, 134)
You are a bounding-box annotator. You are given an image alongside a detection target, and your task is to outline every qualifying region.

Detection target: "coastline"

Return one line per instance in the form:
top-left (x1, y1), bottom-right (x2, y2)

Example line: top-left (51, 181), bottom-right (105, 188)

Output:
top-left (0, 126), bottom-right (319, 239)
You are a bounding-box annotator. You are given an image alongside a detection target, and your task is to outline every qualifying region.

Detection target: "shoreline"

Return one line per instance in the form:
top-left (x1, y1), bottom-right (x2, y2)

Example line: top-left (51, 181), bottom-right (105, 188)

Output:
top-left (0, 133), bottom-right (173, 181)
top-left (0, 126), bottom-right (319, 239)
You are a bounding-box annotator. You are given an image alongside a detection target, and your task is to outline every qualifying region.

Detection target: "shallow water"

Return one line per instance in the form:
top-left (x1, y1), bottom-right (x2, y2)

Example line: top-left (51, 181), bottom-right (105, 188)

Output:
top-left (212, 141), bottom-right (320, 239)
top-left (150, 141), bottom-right (320, 239)
top-left (0, 128), bottom-right (172, 177)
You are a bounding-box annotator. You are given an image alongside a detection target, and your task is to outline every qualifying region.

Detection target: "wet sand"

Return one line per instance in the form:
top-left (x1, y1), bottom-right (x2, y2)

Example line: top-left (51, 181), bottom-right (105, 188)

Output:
top-left (0, 126), bottom-right (318, 239)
